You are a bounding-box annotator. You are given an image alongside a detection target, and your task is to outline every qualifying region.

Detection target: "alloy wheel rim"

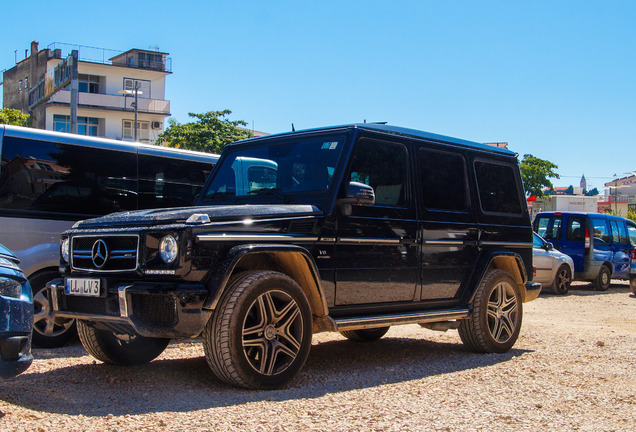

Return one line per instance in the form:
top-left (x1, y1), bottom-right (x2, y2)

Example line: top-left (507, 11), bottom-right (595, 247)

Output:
top-left (486, 282), bottom-right (519, 343)
top-left (242, 290), bottom-right (304, 376)
top-left (33, 288), bottom-right (75, 337)
top-left (557, 268), bottom-right (570, 291)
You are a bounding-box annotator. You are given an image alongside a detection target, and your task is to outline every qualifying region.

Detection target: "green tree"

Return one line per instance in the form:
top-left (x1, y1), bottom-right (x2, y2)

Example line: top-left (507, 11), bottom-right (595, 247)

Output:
top-left (0, 108), bottom-right (32, 127)
top-left (519, 154), bottom-right (560, 198)
top-left (585, 187), bottom-right (599, 196)
top-left (155, 110), bottom-right (253, 153)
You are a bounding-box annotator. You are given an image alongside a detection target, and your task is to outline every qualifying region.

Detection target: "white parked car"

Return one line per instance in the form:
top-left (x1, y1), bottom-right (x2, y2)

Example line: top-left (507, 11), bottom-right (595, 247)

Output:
top-left (533, 233), bottom-right (575, 295)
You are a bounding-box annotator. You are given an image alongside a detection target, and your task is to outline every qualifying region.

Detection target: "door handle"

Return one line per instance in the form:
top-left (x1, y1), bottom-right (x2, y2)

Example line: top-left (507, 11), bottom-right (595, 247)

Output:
top-left (399, 237), bottom-right (418, 245)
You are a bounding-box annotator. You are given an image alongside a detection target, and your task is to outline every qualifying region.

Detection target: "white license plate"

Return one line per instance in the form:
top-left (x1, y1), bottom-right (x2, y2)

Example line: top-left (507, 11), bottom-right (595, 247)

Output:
top-left (65, 278), bottom-right (101, 297)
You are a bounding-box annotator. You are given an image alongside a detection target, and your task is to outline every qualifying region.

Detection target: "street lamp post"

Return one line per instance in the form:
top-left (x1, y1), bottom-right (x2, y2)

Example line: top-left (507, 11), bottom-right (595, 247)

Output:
top-left (118, 82), bottom-right (142, 141)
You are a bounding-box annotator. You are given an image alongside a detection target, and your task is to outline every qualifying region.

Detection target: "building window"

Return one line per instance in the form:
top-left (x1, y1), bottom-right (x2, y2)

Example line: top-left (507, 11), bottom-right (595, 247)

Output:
top-left (25, 77), bottom-right (28, 88)
top-left (123, 78), bottom-right (150, 99)
top-left (123, 119), bottom-right (150, 142)
top-left (19, 80), bottom-right (22, 91)
top-left (53, 115), bottom-right (100, 136)
top-left (78, 74), bottom-right (101, 94)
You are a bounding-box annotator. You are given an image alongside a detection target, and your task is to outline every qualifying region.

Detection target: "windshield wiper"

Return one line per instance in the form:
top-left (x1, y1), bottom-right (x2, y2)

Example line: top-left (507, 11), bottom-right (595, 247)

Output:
top-left (248, 188), bottom-right (289, 203)
top-left (202, 191), bottom-right (240, 204)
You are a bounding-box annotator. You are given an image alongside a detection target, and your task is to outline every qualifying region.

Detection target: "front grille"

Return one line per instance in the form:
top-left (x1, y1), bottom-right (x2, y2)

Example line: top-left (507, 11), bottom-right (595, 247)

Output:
top-left (57, 290), bottom-right (177, 326)
top-left (71, 235), bottom-right (139, 272)
top-left (58, 294), bottom-right (120, 317)
top-left (131, 293), bottom-right (177, 326)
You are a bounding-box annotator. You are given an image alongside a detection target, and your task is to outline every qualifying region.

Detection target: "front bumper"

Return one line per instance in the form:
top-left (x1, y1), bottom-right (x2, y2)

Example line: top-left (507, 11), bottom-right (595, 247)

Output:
top-left (47, 279), bottom-right (212, 338)
top-left (0, 332), bottom-right (33, 379)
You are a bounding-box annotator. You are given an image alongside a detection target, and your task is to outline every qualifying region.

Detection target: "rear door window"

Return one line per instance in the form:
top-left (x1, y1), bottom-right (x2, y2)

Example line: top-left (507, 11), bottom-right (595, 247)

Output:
top-left (591, 218), bottom-right (610, 244)
top-left (566, 216), bottom-right (586, 242)
top-left (534, 215), bottom-right (562, 241)
top-left (417, 148), bottom-right (468, 212)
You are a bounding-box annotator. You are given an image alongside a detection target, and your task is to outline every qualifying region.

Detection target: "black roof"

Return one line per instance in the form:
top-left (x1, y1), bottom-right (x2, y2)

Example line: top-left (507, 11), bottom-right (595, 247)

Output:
top-left (227, 123), bottom-right (517, 156)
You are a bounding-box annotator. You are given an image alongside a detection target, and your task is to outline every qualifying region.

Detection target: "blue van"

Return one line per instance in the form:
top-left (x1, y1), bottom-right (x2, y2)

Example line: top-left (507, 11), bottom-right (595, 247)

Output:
top-left (533, 212), bottom-right (636, 291)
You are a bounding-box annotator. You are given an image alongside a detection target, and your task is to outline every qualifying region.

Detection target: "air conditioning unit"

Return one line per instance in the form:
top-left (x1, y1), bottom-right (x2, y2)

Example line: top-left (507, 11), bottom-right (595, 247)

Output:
top-left (151, 121), bottom-right (162, 129)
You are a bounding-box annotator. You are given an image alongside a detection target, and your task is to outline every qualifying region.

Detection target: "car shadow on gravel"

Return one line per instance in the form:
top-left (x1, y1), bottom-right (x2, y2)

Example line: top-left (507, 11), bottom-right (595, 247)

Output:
top-left (0, 336), bottom-right (530, 417)
top-left (540, 281), bottom-right (631, 298)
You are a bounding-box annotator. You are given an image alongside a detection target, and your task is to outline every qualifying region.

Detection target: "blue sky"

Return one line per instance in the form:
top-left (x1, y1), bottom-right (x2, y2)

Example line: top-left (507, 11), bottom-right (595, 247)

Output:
top-left (2, 1), bottom-right (635, 192)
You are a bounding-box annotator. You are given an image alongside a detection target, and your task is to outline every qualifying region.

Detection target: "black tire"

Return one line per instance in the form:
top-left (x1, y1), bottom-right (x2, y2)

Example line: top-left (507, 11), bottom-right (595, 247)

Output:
top-left (76, 320), bottom-right (170, 366)
top-left (202, 271), bottom-right (312, 389)
top-left (630, 276), bottom-right (636, 296)
top-left (340, 327), bottom-right (390, 341)
top-left (550, 264), bottom-right (572, 295)
top-left (459, 269), bottom-right (522, 353)
top-left (593, 266), bottom-right (611, 291)
top-left (31, 271), bottom-right (77, 348)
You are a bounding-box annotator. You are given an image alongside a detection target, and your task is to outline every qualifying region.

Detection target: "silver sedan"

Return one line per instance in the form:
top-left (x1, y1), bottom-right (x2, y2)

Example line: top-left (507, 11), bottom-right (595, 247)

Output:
top-left (533, 232), bottom-right (575, 295)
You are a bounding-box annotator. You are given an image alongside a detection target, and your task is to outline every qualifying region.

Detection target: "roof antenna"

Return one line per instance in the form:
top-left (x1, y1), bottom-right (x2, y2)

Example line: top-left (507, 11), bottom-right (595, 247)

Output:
top-left (292, 123), bottom-right (295, 132)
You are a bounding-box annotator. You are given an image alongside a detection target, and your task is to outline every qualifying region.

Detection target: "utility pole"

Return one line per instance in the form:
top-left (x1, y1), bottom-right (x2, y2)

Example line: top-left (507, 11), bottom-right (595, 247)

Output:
top-left (69, 50), bottom-right (79, 134)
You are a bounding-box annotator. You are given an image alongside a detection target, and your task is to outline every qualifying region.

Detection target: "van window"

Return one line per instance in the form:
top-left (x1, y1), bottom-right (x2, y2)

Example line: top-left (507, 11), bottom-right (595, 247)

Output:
top-left (534, 215), bottom-right (562, 241)
top-left (138, 153), bottom-right (213, 209)
top-left (566, 216), bottom-right (586, 241)
top-left (591, 218), bottom-right (610, 244)
top-left (610, 220), bottom-right (628, 245)
top-left (418, 149), bottom-right (468, 212)
top-left (474, 161), bottom-right (522, 214)
top-left (0, 136), bottom-right (137, 216)
top-left (627, 224), bottom-right (636, 247)
top-left (247, 165), bottom-right (277, 193)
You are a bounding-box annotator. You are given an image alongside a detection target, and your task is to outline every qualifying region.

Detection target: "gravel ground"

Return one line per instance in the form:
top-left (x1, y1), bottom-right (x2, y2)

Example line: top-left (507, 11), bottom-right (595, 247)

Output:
top-left (1, 281), bottom-right (634, 432)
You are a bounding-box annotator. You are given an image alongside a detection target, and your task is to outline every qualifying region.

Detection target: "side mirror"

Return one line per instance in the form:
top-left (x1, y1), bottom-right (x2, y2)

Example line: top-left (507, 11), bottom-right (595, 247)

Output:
top-left (546, 242), bottom-right (554, 251)
top-left (337, 182), bottom-right (375, 215)
top-left (346, 182), bottom-right (375, 206)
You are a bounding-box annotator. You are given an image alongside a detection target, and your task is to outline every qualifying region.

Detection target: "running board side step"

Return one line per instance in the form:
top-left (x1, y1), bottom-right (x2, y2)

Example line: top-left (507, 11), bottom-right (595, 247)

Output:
top-left (332, 308), bottom-right (471, 332)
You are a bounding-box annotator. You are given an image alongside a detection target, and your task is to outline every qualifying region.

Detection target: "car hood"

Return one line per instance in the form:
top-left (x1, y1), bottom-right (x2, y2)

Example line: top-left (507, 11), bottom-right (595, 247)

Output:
top-left (72, 204), bottom-right (323, 229)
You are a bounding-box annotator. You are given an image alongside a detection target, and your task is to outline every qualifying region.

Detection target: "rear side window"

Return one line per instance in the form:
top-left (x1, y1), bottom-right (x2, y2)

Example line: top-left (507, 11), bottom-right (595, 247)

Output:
top-left (474, 161), bottom-right (522, 214)
top-left (418, 149), bottom-right (468, 212)
top-left (534, 215), bottom-right (562, 241)
top-left (610, 220), bottom-right (628, 244)
top-left (566, 216), bottom-right (586, 241)
top-left (591, 218), bottom-right (610, 244)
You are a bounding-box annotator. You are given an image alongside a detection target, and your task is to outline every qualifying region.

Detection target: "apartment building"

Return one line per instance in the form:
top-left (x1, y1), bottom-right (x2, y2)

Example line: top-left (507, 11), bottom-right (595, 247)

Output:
top-left (2, 41), bottom-right (171, 143)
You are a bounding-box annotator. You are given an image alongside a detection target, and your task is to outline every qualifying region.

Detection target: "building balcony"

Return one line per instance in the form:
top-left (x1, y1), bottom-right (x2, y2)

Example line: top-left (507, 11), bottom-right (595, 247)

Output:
top-left (48, 90), bottom-right (170, 115)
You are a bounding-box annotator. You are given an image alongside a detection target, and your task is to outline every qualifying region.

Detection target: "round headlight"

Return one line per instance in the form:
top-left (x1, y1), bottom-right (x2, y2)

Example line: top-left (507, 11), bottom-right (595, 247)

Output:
top-left (61, 238), bottom-right (70, 263)
top-left (159, 235), bottom-right (178, 264)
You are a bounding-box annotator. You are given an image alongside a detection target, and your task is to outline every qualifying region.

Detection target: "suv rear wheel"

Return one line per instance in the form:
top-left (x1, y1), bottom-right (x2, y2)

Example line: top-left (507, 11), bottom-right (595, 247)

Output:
top-left (459, 269), bottom-right (522, 353)
top-left (203, 271), bottom-right (312, 389)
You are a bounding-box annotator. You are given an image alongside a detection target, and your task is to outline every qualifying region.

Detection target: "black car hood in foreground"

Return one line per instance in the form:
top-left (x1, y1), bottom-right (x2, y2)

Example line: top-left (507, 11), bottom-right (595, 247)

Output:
top-left (72, 204), bottom-right (323, 229)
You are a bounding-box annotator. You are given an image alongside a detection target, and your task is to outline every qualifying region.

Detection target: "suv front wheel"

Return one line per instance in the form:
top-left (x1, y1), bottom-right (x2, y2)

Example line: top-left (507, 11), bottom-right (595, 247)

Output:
top-left (459, 269), bottom-right (522, 353)
top-left (203, 271), bottom-right (313, 389)
top-left (77, 320), bottom-right (170, 365)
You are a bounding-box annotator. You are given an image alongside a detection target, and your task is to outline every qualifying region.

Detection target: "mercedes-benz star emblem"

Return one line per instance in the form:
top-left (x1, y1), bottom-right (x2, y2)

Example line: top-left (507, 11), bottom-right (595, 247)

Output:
top-left (92, 239), bottom-right (109, 269)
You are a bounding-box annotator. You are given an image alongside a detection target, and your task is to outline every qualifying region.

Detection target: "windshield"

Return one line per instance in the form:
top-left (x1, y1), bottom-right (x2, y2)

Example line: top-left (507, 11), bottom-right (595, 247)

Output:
top-left (201, 134), bottom-right (346, 203)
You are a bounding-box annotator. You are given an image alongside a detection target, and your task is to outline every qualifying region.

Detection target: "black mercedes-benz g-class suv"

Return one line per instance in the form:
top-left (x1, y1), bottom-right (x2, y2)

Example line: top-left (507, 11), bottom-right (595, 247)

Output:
top-left (49, 124), bottom-right (540, 389)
